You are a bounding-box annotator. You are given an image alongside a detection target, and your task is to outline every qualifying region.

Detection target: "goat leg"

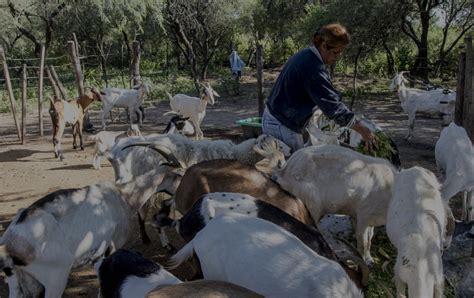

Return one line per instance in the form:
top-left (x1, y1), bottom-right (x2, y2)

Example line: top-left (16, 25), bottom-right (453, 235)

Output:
top-left (137, 205), bottom-right (151, 244)
top-left (77, 120), bottom-right (84, 150)
top-left (356, 223), bottom-right (374, 266)
top-left (405, 113), bottom-right (415, 141)
top-left (462, 191), bottom-right (473, 222)
top-left (72, 124), bottom-right (78, 149)
top-left (55, 122), bottom-right (66, 160)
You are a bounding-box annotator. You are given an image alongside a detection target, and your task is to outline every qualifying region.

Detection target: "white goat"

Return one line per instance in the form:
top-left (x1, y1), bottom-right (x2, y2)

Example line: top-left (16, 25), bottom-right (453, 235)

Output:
top-left (100, 82), bottom-right (150, 129)
top-left (389, 71), bottom-right (456, 140)
top-left (271, 144), bottom-right (397, 265)
top-left (168, 213), bottom-right (363, 297)
top-left (435, 122), bottom-right (474, 222)
top-left (88, 124), bottom-right (142, 169)
top-left (108, 133), bottom-right (290, 246)
top-left (95, 248), bottom-right (262, 298)
top-left (386, 166), bottom-right (448, 298)
top-left (164, 83), bottom-right (219, 139)
top-left (121, 133), bottom-right (290, 170)
top-left (0, 164), bottom-right (178, 298)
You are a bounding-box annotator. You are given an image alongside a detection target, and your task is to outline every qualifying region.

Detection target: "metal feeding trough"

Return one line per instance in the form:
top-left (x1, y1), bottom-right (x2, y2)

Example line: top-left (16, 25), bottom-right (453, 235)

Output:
top-left (236, 117), bottom-right (262, 139)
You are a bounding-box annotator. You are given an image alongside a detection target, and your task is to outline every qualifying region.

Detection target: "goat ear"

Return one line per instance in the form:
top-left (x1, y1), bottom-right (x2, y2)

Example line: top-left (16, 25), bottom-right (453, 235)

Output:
top-left (213, 90), bottom-right (220, 97)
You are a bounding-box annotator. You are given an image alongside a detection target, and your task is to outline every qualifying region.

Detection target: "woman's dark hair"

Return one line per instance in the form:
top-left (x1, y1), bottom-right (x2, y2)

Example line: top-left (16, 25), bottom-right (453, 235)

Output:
top-left (313, 23), bottom-right (350, 49)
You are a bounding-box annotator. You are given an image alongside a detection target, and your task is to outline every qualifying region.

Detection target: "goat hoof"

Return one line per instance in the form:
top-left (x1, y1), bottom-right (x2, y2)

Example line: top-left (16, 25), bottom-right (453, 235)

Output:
top-left (80, 147), bottom-right (84, 151)
top-left (73, 145), bottom-right (77, 149)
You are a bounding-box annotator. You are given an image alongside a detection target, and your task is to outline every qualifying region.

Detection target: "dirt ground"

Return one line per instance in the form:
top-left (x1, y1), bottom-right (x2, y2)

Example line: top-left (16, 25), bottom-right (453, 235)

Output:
top-left (0, 71), bottom-right (472, 297)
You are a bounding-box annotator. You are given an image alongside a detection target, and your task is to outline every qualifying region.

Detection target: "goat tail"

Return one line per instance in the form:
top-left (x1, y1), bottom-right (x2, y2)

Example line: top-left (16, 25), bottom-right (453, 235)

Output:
top-left (165, 240), bottom-right (195, 270)
top-left (165, 91), bottom-right (173, 100)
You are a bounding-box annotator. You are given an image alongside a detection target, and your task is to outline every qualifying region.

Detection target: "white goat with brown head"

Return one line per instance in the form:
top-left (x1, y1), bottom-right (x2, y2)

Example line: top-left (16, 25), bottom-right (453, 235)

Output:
top-left (49, 87), bottom-right (102, 160)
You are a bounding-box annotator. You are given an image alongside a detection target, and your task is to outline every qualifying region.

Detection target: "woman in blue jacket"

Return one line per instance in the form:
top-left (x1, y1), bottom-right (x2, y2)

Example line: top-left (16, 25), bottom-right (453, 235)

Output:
top-left (263, 23), bottom-right (376, 152)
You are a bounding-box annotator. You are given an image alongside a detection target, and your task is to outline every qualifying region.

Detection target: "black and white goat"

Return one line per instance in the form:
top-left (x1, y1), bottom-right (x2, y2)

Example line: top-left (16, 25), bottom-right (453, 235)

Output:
top-left (95, 249), bottom-right (262, 298)
top-left (156, 192), bottom-right (368, 289)
top-left (162, 115), bottom-right (194, 136)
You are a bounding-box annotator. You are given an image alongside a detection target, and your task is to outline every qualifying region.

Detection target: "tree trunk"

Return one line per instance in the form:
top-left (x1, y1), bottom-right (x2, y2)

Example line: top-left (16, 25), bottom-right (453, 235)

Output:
top-left (256, 43), bottom-right (264, 117)
top-left (131, 41), bottom-right (141, 85)
top-left (0, 47), bottom-right (21, 140)
top-left (383, 41), bottom-right (395, 76)
top-left (350, 47), bottom-right (363, 110)
top-left (37, 45), bottom-right (45, 136)
top-left (411, 11), bottom-right (430, 80)
top-left (21, 63), bottom-right (27, 145)
top-left (455, 52), bottom-right (466, 126)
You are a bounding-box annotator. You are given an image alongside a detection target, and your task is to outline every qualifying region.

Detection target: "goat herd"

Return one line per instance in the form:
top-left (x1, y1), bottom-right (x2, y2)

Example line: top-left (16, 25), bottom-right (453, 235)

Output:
top-left (0, 72), bottom-right (472, 298)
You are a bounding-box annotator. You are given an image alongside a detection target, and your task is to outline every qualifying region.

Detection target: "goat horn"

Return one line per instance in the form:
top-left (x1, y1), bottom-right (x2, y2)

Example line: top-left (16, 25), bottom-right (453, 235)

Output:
top-left (147, 144), bottom-right (183, 168)
top-left (334, 235), bottom-right (369, 286)
top-left (338, 254), bottom-right (369, 287)
top-left (121, 143), bottom-right (183, 168)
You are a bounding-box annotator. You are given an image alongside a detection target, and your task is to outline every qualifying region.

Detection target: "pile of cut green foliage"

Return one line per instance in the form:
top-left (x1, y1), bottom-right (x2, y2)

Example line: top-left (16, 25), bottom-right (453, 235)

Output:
top-left (356, 130), bottom-right (397, 161)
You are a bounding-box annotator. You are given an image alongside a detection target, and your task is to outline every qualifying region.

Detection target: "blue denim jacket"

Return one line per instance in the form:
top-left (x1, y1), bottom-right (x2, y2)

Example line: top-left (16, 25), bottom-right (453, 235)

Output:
top-left (266, 47), bottom-right (354, 133)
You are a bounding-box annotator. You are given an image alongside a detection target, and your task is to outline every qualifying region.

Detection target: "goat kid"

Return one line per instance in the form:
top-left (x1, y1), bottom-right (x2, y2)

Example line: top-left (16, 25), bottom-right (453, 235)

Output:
top-left (0, 163), bottom-right (179, 298)
top-left (88, 124), bottom-right (142, 169)
top-left (49, 87), bottom-right (102, 160)
top-left (164, 82), bottom-right (219, 139)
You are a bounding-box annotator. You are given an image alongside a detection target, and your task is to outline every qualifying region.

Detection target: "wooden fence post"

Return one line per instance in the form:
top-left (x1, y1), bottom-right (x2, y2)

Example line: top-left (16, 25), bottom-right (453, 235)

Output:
top-left (49, 65), bottom-right (68, 100)
top-left (131, 40), bottom-right (141, 85)
top-left (256, 43), bottom-right (264, 117)
top-left (46, 66), bottom-right (61, 100)
top-left (67, 40), bottom-right (84, 98)
top-left (22, 64), bottom-right (27, 144)
top-left (455, 52), bottom-right (466, 126)
top-left (0, 47), bottom-right (21, 140)
top-left (38, 45), bottom-right (45, 136)
top-left (463, 36), bottom-right (473, 139)
top-left (68, 40), bottom-right (94, 130)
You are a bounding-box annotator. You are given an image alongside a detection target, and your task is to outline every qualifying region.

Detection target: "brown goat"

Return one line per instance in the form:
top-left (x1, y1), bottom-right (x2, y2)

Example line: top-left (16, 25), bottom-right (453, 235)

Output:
top-left (49, 88), bottom-right (102, 160)
top-left (173, 159), bottom-right (314, 225)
